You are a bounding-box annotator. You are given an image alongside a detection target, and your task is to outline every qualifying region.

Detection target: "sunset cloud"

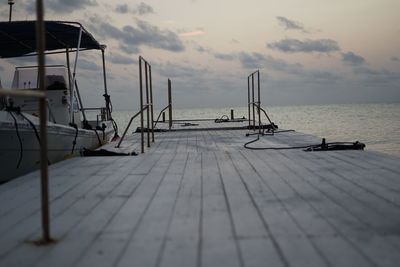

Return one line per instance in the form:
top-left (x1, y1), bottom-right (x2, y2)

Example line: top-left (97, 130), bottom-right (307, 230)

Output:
top-left (114, 2), bottom-right (154, 15)
top-left (391, 56), bottom-right (400, 62)
top-left (267, 38), bottom-right (340, 53)
top-left (18, 0), bottom-right (97, 14)
top-left (178, 30), bottom-right (206, 37)
top-left (87, 17), bottom-right (185, 53)
top-left (276, 16), bottom-right (308, 33)
top-left (1, 0), bottom-right (399, 107)
top-left (341, 51), bottom-right (365, 66)
top-left (214, 53), bottom-right (236, 61)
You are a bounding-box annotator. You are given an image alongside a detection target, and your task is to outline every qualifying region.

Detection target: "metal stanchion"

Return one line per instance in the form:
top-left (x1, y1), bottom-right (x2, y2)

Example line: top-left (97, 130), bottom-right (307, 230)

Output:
top-left (247, 76), bottom-right (251, 128)
top-left (251, 73), bottom-right (255, 129)
top-left (145, 62), bottom-right (150, 148)
top-left (36, 0), bottom-right (51, 243)
top-left (168, 79), bottom-right (172, 130)
top-left (139, 57), bottom-right (144, 153)
top-left (149, 65), bottom-right (154, 142)
top-left (257, 71), bottom-right (261, 134)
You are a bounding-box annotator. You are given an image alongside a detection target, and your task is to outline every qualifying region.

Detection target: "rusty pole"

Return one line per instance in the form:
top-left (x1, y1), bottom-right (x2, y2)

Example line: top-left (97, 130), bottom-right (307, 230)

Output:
top-left (149, 65), bottom-right (154, 142)
top-left (36, 0), bottom-right (51, 243)
top-left (168, 79), bottom-right (172, 130)
top-left (139, 57), bottom-right (144, 153)
top-left (144, 62), bottom-right (150, 148)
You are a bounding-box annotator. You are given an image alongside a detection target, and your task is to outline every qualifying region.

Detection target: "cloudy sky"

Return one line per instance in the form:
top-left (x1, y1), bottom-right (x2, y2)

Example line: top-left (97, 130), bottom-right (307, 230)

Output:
top-left (0, 0), bottom-right (399, 109)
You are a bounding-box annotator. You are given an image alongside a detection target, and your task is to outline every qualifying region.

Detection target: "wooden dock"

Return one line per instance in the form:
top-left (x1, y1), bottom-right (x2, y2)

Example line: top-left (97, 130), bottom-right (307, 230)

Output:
top-left (1, 120), bottom-right (400, 267)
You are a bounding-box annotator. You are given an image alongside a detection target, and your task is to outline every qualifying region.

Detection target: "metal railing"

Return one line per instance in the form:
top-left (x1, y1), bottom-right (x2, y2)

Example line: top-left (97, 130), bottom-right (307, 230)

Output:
top-left (247, 70), bottom-right (276, 135)
top-left (81, 107), bottom-right (109, 121)
top-left (153, 78), bottom-right (172, 130)
top-left (253, 102), bottom-right (276, 133)
top-left (116, 56), bottom-right (154, 153)
top-left (247, 70), bottom-right (261, 130)
top-left (116, 104), bottom-right (149, 149)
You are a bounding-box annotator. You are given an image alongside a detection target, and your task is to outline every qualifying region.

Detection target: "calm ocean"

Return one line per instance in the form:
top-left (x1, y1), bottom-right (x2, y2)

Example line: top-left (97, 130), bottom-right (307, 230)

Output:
top-left (111, 103), bottom-right (400, 158)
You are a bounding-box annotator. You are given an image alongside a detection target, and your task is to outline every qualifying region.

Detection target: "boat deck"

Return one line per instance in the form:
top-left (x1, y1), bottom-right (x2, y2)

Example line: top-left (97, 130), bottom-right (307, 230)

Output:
top-left (1, 120), bottom-right (400, 267)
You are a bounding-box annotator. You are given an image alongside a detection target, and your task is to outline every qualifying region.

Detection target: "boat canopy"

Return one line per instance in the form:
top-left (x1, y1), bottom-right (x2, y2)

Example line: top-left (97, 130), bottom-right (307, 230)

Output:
top-left (0, 21), bottom-right (103, 58)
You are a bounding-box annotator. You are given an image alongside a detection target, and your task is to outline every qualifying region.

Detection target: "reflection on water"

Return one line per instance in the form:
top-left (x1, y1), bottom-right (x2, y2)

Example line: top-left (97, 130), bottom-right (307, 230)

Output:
top-left (112, 103), bottom-right (400, 157)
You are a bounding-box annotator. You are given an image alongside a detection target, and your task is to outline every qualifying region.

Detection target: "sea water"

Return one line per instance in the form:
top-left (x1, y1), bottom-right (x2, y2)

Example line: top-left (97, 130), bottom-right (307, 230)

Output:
top-left (111, 103), bottom-right (400, 157)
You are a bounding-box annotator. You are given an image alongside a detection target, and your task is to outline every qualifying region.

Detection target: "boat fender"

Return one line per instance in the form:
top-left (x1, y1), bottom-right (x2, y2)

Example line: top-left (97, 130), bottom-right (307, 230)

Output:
top-left (101, 140), bottom-right (109, 145)
top-left (111, 136), bottom-right (120, 142)
top-left (64, 154), bottom-right (76, 160)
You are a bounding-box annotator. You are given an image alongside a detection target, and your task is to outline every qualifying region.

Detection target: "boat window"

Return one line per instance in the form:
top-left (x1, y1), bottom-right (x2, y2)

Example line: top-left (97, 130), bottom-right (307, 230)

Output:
top-left (46, 75), bottom-right (67, 90)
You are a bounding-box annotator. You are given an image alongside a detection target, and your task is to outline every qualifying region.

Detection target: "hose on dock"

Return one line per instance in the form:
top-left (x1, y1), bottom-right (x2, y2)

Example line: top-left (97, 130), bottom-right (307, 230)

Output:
top-left (81, 148), bottom-right (137, 156)
top-left (214, 114), bottom-right (247, 123)
top-left (244, 135), bottom-right (365, 151)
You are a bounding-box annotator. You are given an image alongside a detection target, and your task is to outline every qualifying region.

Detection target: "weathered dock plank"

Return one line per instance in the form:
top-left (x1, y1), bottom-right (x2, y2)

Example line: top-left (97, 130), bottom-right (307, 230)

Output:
top-left (158, 152), bottom-right (202, 267)
top-left (1, 121), bottom-right (399, 267)
top-left (200, 151), bottom-right (241, 267)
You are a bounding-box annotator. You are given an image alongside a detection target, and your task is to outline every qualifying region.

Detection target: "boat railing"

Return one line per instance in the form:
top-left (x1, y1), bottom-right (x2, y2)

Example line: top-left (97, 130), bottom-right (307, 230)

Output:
top-left (116, 56), bottom-right (155, 153)
top-left (81, 107), bottom-right (109, 121)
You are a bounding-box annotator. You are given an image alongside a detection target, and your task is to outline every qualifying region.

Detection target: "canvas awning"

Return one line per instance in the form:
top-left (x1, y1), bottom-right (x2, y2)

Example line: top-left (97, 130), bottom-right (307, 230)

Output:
top-left (0, 21), bottom-right (103, 58)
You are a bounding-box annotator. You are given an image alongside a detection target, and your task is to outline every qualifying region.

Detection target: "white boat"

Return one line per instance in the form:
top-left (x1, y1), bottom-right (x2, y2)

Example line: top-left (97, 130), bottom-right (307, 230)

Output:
top-left (0, 21), bottom-right (118, 182)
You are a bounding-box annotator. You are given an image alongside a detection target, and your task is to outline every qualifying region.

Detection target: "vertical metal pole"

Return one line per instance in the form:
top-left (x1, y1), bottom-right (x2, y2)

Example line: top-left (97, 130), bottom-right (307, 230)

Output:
top-left (139, 57), bottom-right (144, 153)
top-left (101, 48), bottom-right (110, 119)
top-left (247, 76), bottom-right (250, 128)
top-left (145, 62), bottom-right (150, 148)
top-left (73, 80), bottom-right (87, 122)
top-left (168, 79), bottom-right (172, 130)
top-left (70, 26), bottom-right (83, 124)
top-left (251, 74), bottom-right (255, 129)
top-left (8, 1), bottom-right (14, 22)
top-left (67, 49), bottom-right (88, 123)
top-left (149, 65), bottom-right (154, 143)
top-left (36, 0), bottom-right (50, 243)
top-left (257, 71), bottom-right (261, 134)
top-left (66, 48), bottom-right (73, 104)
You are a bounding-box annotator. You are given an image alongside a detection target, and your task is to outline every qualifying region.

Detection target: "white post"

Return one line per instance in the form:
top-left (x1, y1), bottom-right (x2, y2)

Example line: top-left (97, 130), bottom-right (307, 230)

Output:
top-left (70, 26), bottom-right (83, 124)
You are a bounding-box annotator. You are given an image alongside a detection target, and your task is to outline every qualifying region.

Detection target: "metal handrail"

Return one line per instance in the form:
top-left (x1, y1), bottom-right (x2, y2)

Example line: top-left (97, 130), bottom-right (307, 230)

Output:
top-left (0, 88), bottom-right (45, 98)
top-left (116, 57), bottom-right (170, 153)
top-left (167, 79), bottom-right (172, 129)
top-left (115, 104), bottom-right (149, 148)
top-left (247, 70), bottom-right (277, 135)
top-left (153, 78), bottom-right (173, 130)
top-left (138, 56), bottom-right (155, 153)
top-left (247, 70), bottom-right (261, 130)
top-left (253, 102), bottom-right (276, 131)
top-left (153, 104), bottom-right (170, 129)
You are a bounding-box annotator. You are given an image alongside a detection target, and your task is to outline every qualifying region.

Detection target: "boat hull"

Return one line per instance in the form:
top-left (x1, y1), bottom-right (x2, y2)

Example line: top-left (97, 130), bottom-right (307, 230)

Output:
top-left (0, 111), bottom-right (114, 182)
